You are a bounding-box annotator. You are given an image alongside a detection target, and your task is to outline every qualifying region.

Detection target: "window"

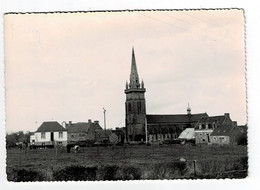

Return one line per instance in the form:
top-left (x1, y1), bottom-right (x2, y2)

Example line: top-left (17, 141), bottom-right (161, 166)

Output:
top-left (207, 134), bottom-right (210, 142)
top-left (202, 124), bottom-right (205, 129)
top-left (128, 102), bottom-right (131, 112)
top-left (41, 132), bottom-right (45, 139)
top-left (59, 132), bottom-right (63, 138)
top-left (208, 124), bottom-right (212, 129)
top-left (137, 101), bottom-right (141, 113)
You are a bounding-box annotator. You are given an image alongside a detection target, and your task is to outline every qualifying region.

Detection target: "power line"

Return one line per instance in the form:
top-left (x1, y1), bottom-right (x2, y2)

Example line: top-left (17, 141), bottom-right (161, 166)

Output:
top-left (135, 11), bottom-right (242, 53)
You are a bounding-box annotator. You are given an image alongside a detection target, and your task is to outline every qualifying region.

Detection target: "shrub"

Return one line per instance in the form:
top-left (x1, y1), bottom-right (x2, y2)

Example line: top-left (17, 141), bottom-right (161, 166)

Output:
top-left (7, 168), bottom-right (45, 182)
top-left (53, 165), bottom-right (97, 181)
top-left (99, 165), bottom-right (119, 180)
top-left (122, 166), bottom-right (142, 180)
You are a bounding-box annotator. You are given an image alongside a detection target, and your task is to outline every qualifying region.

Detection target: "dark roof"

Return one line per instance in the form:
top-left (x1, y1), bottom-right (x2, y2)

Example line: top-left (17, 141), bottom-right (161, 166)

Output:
top-left (210, 124), bottom-right (233, 136)
top-left (93, 123), bottom-right (102, 130)
top-left (147, 113), bottom-right (208, 124)
top-left (67, 122), bottom-right (92, 133)
top-left (199, 115), bottom-right (226, 124)
top-left (36, 121), bottom-right (66, 132)
top-left (195, 115), bottom-right (227, 129)
top-left (95, 129), bottom-right (112, 138)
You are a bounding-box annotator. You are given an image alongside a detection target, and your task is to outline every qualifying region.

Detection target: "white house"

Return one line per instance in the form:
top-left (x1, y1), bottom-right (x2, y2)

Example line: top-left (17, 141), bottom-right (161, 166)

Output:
top-left (30, 121), bottom-right (67, 147)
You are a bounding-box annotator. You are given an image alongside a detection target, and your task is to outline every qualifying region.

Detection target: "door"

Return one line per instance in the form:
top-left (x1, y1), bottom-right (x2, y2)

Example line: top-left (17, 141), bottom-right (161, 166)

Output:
top-left (51, 132), bottom-right (54, 141)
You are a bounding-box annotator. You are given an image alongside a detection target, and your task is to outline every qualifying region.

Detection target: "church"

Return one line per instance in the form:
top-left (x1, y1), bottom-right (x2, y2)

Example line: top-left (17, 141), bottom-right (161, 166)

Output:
top-left (125, 48), bottom-right (208, 142)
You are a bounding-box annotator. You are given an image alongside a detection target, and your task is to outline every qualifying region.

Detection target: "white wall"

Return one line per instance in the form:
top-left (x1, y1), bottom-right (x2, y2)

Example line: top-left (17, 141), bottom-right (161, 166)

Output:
top-left (33, 131), bottom-right (67, 143)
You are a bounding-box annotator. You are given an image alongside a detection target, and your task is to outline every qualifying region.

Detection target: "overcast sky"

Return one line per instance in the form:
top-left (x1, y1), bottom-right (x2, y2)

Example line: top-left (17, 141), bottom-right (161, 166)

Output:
top-left (4, 9), bottom-right (246, 133)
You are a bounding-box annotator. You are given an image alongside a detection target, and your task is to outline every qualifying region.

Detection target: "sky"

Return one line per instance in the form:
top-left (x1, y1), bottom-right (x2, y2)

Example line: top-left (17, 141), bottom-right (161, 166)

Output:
top-left (4, 9), bottom-right (246, 133)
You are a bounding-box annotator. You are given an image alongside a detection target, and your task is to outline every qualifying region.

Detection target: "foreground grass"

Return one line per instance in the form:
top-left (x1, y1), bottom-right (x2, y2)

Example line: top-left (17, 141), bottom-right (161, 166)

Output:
top-left (6, 144), bottom-right (248, 181)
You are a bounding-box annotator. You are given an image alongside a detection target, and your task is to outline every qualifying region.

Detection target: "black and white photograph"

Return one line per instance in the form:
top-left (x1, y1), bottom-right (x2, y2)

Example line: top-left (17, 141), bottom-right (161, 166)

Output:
top-left (4, 9), bottom-right (247, 181)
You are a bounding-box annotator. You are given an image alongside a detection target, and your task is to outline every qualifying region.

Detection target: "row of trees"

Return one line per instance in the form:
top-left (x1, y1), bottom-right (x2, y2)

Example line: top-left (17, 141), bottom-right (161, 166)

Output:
top-left (6, 131), bottom-right (31, 148)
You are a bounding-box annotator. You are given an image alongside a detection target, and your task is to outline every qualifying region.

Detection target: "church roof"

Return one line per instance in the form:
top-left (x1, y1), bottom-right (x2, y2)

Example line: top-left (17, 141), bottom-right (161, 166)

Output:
top-left (146, 113), bottom-right (208, 124)
top-left (36, 121), bottom-right (66, 132)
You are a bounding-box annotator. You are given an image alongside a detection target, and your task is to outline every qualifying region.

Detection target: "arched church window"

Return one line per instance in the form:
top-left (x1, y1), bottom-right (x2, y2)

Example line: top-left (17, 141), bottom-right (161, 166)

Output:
top-left (128, 102), bottom-right (131, 112)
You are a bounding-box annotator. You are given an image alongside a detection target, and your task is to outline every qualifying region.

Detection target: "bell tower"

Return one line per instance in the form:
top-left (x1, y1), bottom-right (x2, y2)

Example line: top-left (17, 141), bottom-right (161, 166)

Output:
top-left (125, 48), bottom-right (146, 142)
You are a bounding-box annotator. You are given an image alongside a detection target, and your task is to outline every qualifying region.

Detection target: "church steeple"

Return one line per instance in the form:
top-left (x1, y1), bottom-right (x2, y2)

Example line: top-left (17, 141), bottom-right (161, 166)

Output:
top-left (187, 103), bottom-right (191, 115)
top-left (129, 47), bottom-right (140, 89)
top-left (125, 48), bottom-right (146, 142)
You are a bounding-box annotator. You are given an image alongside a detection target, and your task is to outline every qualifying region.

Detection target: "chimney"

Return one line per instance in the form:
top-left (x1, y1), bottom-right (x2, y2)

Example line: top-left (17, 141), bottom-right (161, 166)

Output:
top-left (94, 120), bottom-right (99, 124)
top-left (69, 121), bottom-right (72, 125)
top-left (232, 121), bottom-right (237, 126)
top-left (62, 121), bottom-right (67, 128)
top-left (224, 113), bottom-right (230, 118)
top-left (88, 119), bottom-right (92, 123)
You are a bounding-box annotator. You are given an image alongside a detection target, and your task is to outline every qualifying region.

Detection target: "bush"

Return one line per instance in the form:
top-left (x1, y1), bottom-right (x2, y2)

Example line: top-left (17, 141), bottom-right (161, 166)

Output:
top-left (99, 165), bottom-right (119, 180)
top-left (122, 166), bottom-right (142, 180)
top-left (53, 165), bottom-right (97, 181)
top-left (7, 168), bottom-right (45, 182)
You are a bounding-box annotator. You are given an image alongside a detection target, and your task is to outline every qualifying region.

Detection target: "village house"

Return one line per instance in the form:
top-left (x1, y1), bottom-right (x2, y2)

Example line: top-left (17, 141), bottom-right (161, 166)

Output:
top-left (95, 129), bottom-right (113, 143)
top-left (30, 121), bottom-right (67, 147)
top-left (194, 113), bottom-right (233, 144)
top-left (210, 123), bottom-right (247, 145)
top-left (113, 127), bottom-right (125, 144)
top-left (66, 119), bottom-right (102, 145)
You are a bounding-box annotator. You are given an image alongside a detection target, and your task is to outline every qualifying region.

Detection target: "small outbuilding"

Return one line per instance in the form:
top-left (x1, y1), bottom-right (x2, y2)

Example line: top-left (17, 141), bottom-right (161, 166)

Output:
top-left (177, 128), bottom-right (195, 142)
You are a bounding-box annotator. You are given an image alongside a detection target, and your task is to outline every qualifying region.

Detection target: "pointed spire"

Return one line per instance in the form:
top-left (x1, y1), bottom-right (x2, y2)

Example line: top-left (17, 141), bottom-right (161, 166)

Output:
top-left (126, 80), bottom-right (129, 89)
top-left (129, 47), bottom-right (140, 89)
top-left (141, 79), bottom-right (144, 89)
top-left (187, 103), bottom-right (191, 115)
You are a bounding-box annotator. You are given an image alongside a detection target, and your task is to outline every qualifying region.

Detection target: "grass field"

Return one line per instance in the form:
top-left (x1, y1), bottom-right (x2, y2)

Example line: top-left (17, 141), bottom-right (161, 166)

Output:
top-left (6, 144), bottom-right (248, 181)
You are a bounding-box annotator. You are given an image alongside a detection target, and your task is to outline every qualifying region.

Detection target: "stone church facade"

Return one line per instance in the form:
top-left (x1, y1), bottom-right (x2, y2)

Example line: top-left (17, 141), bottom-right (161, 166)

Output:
top-left (125, 48), bottom-right (208, 143)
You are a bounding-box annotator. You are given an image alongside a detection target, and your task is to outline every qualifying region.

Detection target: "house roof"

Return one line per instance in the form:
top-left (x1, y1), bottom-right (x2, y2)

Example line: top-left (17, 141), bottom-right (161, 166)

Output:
top-left (93, 123), bottom-right (102, 130)
top-left (66, 122), bottom-right (93, 133)
top-left (195, 115), bottom-right (227, 129)
top-left (36, 121), bottom-right (66, 132)
top-left (178, 128), bottom-right (195, 140)
top-left (210, 124), bottom-right (233, 136)
top-left (95, 129), bottom-right (112, 138)
top-left (199, 115), bottom-right (226, 124)
top-left (147, 113), bottom-right (208, 124)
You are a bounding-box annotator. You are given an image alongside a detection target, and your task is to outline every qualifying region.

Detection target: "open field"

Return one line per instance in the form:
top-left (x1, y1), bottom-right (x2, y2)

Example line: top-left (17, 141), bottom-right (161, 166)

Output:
top-left (6, 144), bottom-right (248, 181)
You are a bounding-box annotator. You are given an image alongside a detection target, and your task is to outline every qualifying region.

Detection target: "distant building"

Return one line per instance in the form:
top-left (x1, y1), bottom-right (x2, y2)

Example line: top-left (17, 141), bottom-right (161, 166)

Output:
top-left (194, 113), bottom-right (233, 144)
top-left (30, 121), bottom-right (67, 146)
top-left (66, 119), bottom-right (102, 145)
